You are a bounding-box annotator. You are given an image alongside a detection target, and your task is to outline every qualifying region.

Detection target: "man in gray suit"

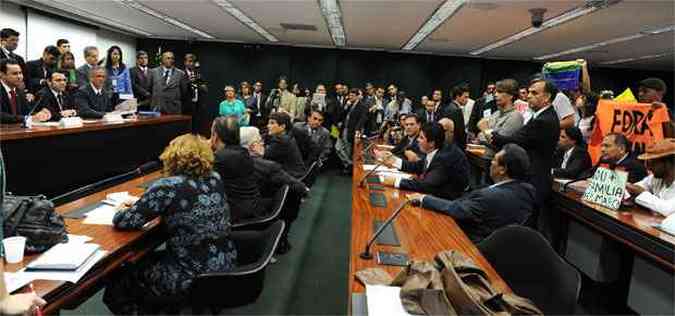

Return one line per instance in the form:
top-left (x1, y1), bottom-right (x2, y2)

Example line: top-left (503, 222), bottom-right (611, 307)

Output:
top-left (148, 51), bottom-right (188, 114)
top-left (76, 46), bottom-right (99, 85)
top-left (294, 109), bottom-right (332, 160)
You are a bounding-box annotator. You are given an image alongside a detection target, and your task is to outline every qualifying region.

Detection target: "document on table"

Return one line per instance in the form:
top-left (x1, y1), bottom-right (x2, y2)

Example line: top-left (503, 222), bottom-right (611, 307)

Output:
top-left (20, 250), bottom-right (108, 283)
top-left (365, 285), bottom-right (413, 316)
top-left (363, 164), bottom-right (400, 173)
top-left (83, 204), bottom-right (118, 225)
top-left (3, 272), bottom-right (33, 293)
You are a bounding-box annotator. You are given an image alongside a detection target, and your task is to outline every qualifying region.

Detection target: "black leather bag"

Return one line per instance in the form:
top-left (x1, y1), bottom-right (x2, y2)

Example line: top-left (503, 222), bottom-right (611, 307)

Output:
top-left (2, 194), bottom-right (68, 253)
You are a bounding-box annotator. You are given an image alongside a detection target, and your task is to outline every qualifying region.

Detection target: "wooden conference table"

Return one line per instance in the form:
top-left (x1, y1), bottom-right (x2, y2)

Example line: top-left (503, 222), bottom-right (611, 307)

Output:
top-left (348, 141), bottom-right (509, 313)
top-left (5, 170), bottom-right (165, 315)
top-left (0, 115), bottom-right (191, 199)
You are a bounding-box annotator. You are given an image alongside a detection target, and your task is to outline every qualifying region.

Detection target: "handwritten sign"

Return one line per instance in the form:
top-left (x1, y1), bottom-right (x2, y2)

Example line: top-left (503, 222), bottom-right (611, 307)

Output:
top-left (582, 167), bottom-right (628, 210)
top-left (589, 100), bottom-right (670, 163)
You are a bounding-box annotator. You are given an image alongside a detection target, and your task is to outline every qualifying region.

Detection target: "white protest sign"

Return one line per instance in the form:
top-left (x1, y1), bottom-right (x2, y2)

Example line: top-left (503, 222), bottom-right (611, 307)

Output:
top-left (582, 167), bottom-right (628, 211)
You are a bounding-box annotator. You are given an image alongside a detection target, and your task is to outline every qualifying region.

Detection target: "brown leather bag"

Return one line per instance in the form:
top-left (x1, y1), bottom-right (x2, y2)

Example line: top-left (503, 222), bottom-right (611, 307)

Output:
top-left (357, 250), bottom-right (542, 316)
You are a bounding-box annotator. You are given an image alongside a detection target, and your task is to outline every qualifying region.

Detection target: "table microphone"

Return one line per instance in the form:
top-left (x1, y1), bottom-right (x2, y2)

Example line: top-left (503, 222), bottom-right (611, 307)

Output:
top-left (358, 161), bottom-right (385, 188)
top-left (359, 199), bottom-right (419, 260)
top-left (22, 97), bottom-right (46, 128)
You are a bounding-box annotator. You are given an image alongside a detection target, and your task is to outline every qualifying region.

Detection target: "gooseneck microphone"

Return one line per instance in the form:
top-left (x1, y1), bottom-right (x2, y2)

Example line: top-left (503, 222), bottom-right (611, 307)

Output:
top-left (360, 199), bottom-right (419, 260)
top-left (358, 161), bottom-right (385, 188)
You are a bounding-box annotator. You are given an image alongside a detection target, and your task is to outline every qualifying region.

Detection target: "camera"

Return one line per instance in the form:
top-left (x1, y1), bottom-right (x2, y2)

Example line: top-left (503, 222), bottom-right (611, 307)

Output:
top-left (529, 8), bottom-right (547, 28)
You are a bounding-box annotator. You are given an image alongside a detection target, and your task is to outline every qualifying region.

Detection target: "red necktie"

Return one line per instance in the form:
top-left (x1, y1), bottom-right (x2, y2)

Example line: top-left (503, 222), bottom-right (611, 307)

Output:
top-left (9, 89), bottom-right (17, 115)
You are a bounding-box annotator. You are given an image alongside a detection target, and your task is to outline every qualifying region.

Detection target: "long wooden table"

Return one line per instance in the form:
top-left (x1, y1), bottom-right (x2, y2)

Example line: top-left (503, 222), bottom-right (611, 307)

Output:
top-left (348, 141), bottom-right (509, 313)
top-left (5, 171), bottom-right (165, 314)
top-left (0, 115), bottom-right (191, 199)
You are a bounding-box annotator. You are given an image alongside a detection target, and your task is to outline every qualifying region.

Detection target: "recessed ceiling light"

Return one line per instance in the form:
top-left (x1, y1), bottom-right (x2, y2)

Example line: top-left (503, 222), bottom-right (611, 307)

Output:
top-left (599, 52), bottom-right (672, 65)
top-left (114, 0), bottom-right (215, 39)
top-left (318, 0), bottom-right (346, 47)
top-left (402, 0), bottom-right (466, 50)
top-left (212, 0), bottom-right (278, 42)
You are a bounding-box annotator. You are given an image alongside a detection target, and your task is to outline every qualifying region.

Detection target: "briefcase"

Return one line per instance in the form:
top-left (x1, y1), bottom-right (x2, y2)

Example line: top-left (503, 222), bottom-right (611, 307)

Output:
top-left (3, 194), bottom-right (68, 253)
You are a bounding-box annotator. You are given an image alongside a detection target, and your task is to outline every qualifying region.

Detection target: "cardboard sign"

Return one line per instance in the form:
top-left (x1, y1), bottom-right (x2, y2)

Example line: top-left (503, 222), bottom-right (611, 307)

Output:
top-left (582, 167), bottom-right (628, 210)
top-left (589, 100), bottom-right (670, 163)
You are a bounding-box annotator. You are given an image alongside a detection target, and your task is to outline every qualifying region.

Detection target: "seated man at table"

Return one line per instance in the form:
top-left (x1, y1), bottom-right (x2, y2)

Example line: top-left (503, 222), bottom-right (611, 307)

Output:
top-left (1, 58), bottom-right (51, 124)
top-left (34, 72), bottom-right (77, 121)
top-left (264, 111), bottom-right (306, 178)
top-left (73, 66), bottom-right (120, 119)
top-left (626, 138), bottom-right (675, 217)
top-left (377, 122), bottom-right (470, 200)
top-left (407, 143), bottom-right (536, 243)
top-left (390, 113), bottom-right (424, 161)
top-left (552, 126), bottom-right (592, 179)
top-left (211, 116), bottom-right (267, 222)
top-left (294, 109), bottom-right (332, 161)
top-left (600, 133), bottom-right (647, 183)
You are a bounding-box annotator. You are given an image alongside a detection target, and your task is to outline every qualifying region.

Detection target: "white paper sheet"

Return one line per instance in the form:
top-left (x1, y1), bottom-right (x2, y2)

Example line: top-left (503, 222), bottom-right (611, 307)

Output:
top-left (365, 285), bottom-right (413, 316)
top-left (66, 234), bottom-right (93, 244)
top-left (3, 272), bottom-right (33, 293)
top-left (82, 204), bottom-right (118, 225)
top-left (20, 250), bottom-right (107, 283)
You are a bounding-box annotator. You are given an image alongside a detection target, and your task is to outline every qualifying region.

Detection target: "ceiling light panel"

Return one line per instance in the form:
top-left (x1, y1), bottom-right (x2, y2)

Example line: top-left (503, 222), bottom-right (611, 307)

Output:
top-left (600, 52), bottom-right (672, 65)
top-left (402, 0), bottom-right (465, 50)
top-left (319, 0), bottom-right (346, 46)
top-left (212, 0), bottom-right (278, 42)
top-left (114, 0), bottom-right (215, 39)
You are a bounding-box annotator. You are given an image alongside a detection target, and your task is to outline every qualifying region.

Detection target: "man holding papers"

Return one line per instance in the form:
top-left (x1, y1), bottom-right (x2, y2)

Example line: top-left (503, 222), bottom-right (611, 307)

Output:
top-left (376, 122), bottom-right (470, 200)
top-left (626, 138), bottom-right (675, 217)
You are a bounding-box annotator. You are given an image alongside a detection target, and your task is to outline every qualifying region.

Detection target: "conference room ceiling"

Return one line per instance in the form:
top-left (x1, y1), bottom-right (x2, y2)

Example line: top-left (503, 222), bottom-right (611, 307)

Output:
top-left (13, 0), bottom-right (675, 71)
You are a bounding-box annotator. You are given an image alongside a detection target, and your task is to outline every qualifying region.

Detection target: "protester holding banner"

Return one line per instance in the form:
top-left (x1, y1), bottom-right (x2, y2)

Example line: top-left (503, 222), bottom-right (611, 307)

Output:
top-left (637, 78), bottom-right (673, 136)
top-left (626, 138), bottom-right (675, 217)
top-left (600, 133), bottom-right (647, 183)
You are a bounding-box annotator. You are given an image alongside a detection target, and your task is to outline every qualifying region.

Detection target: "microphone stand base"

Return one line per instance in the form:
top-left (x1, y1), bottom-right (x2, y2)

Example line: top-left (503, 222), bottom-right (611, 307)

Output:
top-left (359, 252), bottom-right (373, 260)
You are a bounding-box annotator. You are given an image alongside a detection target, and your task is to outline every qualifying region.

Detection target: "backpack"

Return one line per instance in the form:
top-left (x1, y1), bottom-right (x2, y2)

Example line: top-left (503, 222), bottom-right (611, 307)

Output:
top-left (2, 194), bottom-right (68, 253)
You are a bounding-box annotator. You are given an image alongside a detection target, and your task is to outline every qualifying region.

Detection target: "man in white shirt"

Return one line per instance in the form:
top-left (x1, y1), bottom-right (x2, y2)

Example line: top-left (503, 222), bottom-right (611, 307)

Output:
top-left (551, 91), bottom-right (577, 129)
top-left (626, 138), bottom-right (675, 217)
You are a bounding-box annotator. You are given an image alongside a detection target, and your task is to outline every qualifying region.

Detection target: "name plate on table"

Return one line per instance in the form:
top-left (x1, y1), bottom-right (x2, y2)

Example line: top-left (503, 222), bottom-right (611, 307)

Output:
top-left (582, 167), bottom-right (628, 211)
top-left (59, 117), bottom-right (83, 128)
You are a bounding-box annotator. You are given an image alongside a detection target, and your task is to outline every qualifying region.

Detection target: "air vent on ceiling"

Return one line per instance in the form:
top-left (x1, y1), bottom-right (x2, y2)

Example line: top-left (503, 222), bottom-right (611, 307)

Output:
top-left (280, 23), bottom-right (317, 31)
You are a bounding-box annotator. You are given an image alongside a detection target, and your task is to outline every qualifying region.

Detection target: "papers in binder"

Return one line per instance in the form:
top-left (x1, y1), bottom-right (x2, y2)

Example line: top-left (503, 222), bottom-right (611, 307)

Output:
top-left (365, 285), bottom-right (413, 316)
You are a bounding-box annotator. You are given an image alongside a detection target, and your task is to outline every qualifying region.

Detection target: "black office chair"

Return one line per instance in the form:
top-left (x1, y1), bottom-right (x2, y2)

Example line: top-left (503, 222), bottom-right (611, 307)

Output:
top-left (477, 225), bottom-right (581, 315)
top-left (300, 160), bottom-right (321, 188)
top-left (232, 185), bottom-right (289, 231)
top-left (141, 220), bottom-right (285, 314)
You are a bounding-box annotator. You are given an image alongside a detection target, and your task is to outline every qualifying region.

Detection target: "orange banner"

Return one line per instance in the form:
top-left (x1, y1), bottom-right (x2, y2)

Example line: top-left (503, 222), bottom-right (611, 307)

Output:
top-left (589, 100), bottom-right (670, 163)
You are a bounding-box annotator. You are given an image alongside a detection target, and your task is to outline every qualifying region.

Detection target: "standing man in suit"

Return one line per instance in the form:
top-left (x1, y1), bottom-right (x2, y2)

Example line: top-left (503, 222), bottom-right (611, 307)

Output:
top-left (294, 109), bottom-right (332, 161)
top-left (129, 51), bottom-right (151, 110)
top-left (76, 46), bottom-right (99, 86)
top-left (600, 133), bottom-right (648, 183)
top-left (148, 51), bottom-right (188, 114)
top-left (73, 67), bottom-right (119, 119)
top-left (249, 81), bottom-right (268, 129)
top-left (264, 112), bottom-right (306, 178)
top-left (335, 88), bottom-right (369, 174)
top-left (552, 126), bottom-right (592, 179)
top-left (378, 122), bottom-right (470, 200)
top-left (441, 86), bottom-right (468, 150)
top-left (34, 72), bottom-right (77, 121)
top-left (0, 59), bottom-right (51, 124)
top-left (0, 29), bottom-right (26, 75)
top-left (418, 98), bottom-right (441, 123)
top-left (25, 45), bottom-right (60, 94)
top-left (407, 143), bottom-right (536, 243)
top-left (183, 53), bottom-right (208, 133)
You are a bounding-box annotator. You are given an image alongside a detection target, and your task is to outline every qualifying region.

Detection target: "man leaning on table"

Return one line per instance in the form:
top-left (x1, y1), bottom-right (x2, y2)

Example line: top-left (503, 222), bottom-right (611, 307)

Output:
top-left (407, 143), bottom-right (536, 243)
top-left (73, 66), bottom-right (120, 119)
top-left (626, 138), bottom-right (675, 217)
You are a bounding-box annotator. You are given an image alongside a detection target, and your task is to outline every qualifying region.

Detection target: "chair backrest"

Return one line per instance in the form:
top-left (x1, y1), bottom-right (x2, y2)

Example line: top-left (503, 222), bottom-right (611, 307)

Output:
top-left (231, 185), bottom-right (289, 229)
top-left (230, 220), bottom-right (285, 270)
top-left (477, 225), bottom-right (581, 315)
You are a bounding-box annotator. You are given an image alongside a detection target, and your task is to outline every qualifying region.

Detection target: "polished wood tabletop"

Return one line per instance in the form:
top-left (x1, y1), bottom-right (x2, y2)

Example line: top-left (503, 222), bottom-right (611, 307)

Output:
top-left (0, 115), bottom-right (191, 141)
top-left (348, 140), bottom-right (510, 308)
top-left (4, 171), bottom-right (164, 314)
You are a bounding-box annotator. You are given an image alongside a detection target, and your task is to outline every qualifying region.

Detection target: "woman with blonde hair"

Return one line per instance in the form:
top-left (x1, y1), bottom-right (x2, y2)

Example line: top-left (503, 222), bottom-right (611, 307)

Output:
top-left (103, 134), bottom-right (236, 315)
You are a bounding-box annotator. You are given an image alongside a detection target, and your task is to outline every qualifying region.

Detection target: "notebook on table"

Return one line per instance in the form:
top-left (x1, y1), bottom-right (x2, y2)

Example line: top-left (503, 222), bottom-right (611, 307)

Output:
top-left (26, 243), bottom-right (100, 271)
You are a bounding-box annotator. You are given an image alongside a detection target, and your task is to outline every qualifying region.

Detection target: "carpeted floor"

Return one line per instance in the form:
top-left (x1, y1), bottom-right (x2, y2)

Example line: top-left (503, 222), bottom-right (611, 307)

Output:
top-left (62, 170), bottom-right (352, 315)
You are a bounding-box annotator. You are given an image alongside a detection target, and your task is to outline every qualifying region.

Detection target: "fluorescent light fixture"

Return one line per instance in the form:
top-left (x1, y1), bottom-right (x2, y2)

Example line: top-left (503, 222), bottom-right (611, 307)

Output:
top-left (212, 0), bottom-right (278, 42)
top-left (534, 25), bottom-right (674, 61)
top-left (599, 52), bottom-right (672, 65)
top-left (37, 0), bottom-right (153, 36)
top-left (470, 1), bottom-right (620, 56)
top-left (402, 0), bottom-right (465, 50)
top-left (318, 0), bottom-right (346, 47)
top-left (115, 0), bottom-right (215, 39)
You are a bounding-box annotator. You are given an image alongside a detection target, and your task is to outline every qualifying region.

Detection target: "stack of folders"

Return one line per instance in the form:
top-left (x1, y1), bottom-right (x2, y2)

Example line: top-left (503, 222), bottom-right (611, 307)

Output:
top-left (26, 243), bottom-right (101, 271)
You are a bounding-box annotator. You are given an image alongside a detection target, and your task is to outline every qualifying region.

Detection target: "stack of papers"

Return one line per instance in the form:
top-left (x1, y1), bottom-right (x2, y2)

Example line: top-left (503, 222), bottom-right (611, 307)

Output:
top-left (27, 243), bottom-right (100, 271)
top-left (365, 285), bottom-right (413, 316)
top-left (83, 192), bottom-right (138, 225)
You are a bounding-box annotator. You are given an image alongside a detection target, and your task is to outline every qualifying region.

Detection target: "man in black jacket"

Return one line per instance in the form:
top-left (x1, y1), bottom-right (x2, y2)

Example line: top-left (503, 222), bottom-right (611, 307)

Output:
top-left (1, 59), bottom-right (51, 124)
top-left (335, 88), bottom-right (368, 173)
top-left (24, 45), bottom-right (59, 94)
top-left (249, 81), bottom-right (269, 129)
top-left (379, 122), bottom-right (470, 200)
top-left (390, 113), bottom-right (423, 161)
top-left (441, 86), bottom-right (468, 150)
top-left (73, 67), bottom-right (119, 119)
top-left (129, 51), bottom-right (151, 110)
top-left (264, 112), bottom-right (306, 178)
top-left (408, 143), bottom-right (536, 243)
top-left (552, 126), bottom-right (592, 179)
top-left (600, 133), bottom-right (648, 183)
top-left (34, 72), bottom-right (77, 121)
top-left (0, 29), bottom-right (26, 76)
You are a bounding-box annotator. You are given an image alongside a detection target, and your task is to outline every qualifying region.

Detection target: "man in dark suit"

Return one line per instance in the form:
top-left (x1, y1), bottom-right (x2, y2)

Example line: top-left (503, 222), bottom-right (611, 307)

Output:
top-left (600, 133), bottom-right (648, 183)
top-left (335, 88), bottom-right (368, 173)
top-left (390, 113), bottom-right (424, 160)
top-left (24, 46), bottom-right (60, 94)
top-left (73, 67), bottom-right (119, 119)
top-left (379, 122), bottom-right (470, 200)
top-left (294, 109), bottom-right (332, 161)
top-left (34, 72), bottom-right (77, 121)
top-left (408, 143), bottom-right (536, 243)
top-left (76, 46), bottom-right (99, 86)
top-left (129, 51), bottom-right (151, 110)
top-left (441, 86), bottom-right (468, 150)
top-left (249, 81), bottom-right (269, 129)
top-left (183, 53), bottom-right (208, 134)
top-left (417, 98), bottom-right (441, 123)
top-left (148, 51), bottom-right (188, 114)
top-left (552, 126), bottom-right (592, 179)
top-left (1, 59), bottom-right (51, 124)
top-left (467, 84), bottom-right (498, 135)
top-left (0, 28), bottom-right (26, 75)
top-left (264, 112), bottom-right (307, 178)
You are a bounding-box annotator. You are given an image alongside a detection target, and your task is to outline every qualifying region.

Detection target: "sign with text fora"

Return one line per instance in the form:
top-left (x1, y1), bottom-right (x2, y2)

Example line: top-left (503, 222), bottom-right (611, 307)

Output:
top-left (582, 167), bottom-right (628, 211)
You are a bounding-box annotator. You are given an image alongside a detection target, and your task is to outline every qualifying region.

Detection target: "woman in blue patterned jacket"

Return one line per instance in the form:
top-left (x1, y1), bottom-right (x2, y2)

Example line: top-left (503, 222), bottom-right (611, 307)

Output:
top-left (103, 134), bottom-right (237, 314)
